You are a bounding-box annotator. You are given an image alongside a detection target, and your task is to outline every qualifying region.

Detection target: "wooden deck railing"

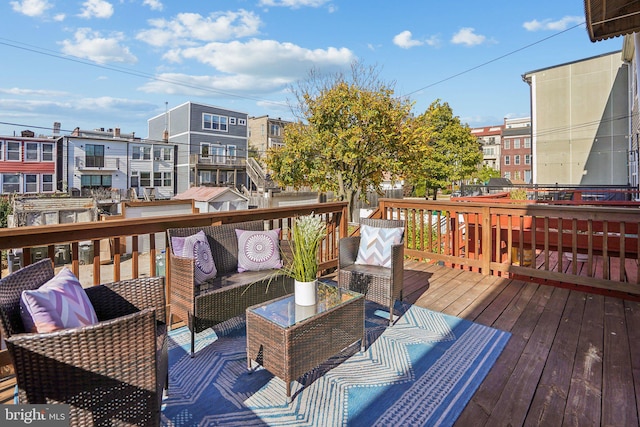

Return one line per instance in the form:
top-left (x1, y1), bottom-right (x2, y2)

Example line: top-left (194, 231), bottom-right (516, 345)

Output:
top-left (378, 198), bottom-right (640, 296)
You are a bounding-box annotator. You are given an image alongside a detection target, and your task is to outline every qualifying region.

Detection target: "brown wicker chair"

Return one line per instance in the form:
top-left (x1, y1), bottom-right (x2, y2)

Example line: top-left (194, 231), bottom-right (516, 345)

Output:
top-left (0, 259), bottom-right (168, 427)
top-left (338, 217), bottom-right (405, 325)
top-left (167, 220), bottom-right (292, 357)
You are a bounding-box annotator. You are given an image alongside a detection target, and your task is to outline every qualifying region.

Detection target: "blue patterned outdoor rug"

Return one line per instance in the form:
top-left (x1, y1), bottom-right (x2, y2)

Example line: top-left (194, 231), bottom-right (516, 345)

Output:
top-left (161, 302), bottom-right (510, 427)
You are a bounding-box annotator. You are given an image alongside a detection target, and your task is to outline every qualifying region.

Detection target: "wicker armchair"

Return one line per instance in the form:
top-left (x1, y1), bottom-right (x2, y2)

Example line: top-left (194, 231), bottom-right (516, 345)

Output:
top-left (0, 259), bottom-right (168, 427)
top-left (338, 218), bottom-right (405, 325)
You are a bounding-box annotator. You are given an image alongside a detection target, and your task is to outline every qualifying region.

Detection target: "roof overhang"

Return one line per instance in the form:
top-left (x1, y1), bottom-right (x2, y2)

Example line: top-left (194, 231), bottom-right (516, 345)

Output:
top-left (585, 0), bottom-right (640, 41)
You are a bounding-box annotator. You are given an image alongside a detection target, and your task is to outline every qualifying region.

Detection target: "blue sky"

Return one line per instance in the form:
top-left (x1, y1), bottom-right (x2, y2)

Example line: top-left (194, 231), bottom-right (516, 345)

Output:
top-left (0, 0), bottom-right (623, 139)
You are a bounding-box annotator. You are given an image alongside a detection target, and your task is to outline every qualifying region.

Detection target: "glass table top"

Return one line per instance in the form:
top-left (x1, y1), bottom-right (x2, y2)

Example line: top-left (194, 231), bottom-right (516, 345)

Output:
top-left (247, 281), bottom-right (362, 328)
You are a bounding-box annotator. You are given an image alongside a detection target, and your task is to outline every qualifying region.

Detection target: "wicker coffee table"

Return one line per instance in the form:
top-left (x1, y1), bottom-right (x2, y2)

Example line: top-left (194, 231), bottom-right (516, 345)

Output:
top-left (246, 281), bottom-right (365, 400)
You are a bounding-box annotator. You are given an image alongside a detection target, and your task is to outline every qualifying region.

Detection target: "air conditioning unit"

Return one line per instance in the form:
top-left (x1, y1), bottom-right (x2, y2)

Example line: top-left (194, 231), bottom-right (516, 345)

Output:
top-left (154, 157), bottom-right (161, 161)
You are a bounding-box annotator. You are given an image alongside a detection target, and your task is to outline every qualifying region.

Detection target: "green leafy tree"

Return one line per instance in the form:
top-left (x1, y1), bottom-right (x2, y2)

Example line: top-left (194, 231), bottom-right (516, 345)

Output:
top-left (403, 100), bottom-right (482, 199)
top-left (474, 164), bottom-right (501, 184)
top-left (266, 63), bottom-right (413, 220)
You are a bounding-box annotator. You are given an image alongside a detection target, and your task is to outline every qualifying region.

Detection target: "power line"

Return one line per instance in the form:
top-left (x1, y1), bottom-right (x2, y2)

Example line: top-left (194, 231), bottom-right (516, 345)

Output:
top-left (0, 38), bottom-right (288, 108)
top-left (403, 22), bottom-right (587, 97)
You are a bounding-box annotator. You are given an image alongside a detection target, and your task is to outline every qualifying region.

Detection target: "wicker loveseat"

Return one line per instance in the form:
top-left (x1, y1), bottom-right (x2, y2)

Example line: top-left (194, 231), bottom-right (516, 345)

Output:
top-left (167, 220), bottom-right (292, 356)
top-left (338, 217), bottom-right (405, 325)
top-left (0, 258), bottom-right (168, 427)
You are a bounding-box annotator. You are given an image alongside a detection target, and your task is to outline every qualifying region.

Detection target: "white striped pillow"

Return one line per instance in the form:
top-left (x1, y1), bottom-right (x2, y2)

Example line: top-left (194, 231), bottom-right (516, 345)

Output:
top-left (355, 224), bottom-right (404, 268)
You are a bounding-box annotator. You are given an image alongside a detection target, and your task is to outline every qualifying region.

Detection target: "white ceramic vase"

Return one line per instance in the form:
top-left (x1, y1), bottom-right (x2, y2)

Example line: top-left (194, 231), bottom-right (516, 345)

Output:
top-left (294, 279), bottom-right (317, 306)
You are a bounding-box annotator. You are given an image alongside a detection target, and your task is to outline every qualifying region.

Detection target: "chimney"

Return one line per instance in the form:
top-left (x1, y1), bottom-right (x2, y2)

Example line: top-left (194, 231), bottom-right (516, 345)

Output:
top-left (114, 128), bottom-right (121, 138)
top-left (162, 129), bottom-right (169, 142)
top-left (53, 122), bottom-right (61, 136)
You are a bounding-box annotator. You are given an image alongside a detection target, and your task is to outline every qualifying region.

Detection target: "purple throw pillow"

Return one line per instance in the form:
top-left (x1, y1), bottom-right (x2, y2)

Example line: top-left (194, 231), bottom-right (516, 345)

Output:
top-left (235, 228), bottom-right (283, 272)
top-left (181, 231), bottom-right (217, 285)
top-left (20, 267), bottom-right (99, 333)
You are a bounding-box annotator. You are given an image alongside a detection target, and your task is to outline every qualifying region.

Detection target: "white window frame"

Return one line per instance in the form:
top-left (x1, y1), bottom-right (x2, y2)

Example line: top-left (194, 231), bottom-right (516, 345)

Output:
top-left (514, 138), bottom-right (521, 149)
top-left (130, 171), bottom-right (139, 188)
top-left (42, 174), bottom-right (54, 192)
top-left (524, 138), bottom-right (531, 148)
top-left (525, 154), bottom-right (531, 165)
top-left (42, 143), bottom-right (54, 161)
top-left (503, 140), bottom-right (510, 150)
top-left (504, 156), bottom-right (510, 165)
top-left (132, 146), bottom-right (151, 160)
top-left (515, 155), bottom-right (521, 165)
top-left (229, 117), bottom-right (237, 125)
top-left (2, 174), bottom-right (20, 193)
top-left (227, 145), bottom-right (237, 160)
top-left (24, 174), bottom-right (38, 193)
top-left (7, 141), bottom-right (20, 161)
top-left (203, 113), bottom-right (228, 132)
top-left (25, 143), bottom-right (38, 161)
top-left (238, 118), bottom-right (246, 126)
top-left (504, 171), bottom-right (511, 179)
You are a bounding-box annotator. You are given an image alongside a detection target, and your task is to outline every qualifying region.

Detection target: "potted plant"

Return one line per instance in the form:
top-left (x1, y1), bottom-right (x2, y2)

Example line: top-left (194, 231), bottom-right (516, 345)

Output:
top-left (283, 213), bottom-right (327, 306)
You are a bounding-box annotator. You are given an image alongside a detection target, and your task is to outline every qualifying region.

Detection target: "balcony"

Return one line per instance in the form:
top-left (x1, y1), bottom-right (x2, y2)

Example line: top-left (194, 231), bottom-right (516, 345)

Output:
top-left (0, 199), bottom-right (637, 425)
top-left (190, 154), bottom-right (246, 168)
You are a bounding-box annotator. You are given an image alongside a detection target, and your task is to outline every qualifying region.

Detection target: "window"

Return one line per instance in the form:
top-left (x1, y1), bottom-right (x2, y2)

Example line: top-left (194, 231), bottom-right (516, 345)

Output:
top-left (504, 156), bottom-right (510, 165)
top-left (525, 154), bottom-right (531, 165)
top-left (270, 124), bottom-right (281, 136)
top-left (504, 171), bottom-right (511, 179)
top-left (154, 172), bottom-right (172, 187)
top-left (0, 141), bottom-right (3, 160)
top-left (503, 140), bottom-right (510, 150)
top-left (524, 138), bottom-right (531, 148)
top-left (2, 174), bottom-right (19, 193)
top-left (7, 141), bottom-right (20, 161)
top-left (229, 117), bottom-right (236, 125)
top-left (238, 118), bottom-right (246, 126)
top-left (153, 147), bottom-right (171, 161)
top-left (227, 145), bottom-right (236, 159)
top-left (42, 174), bottom-right (53, 192)
top-left (524, 170), bottom-right (532, 183)
top-left (130, 171), bottom-right (139, 188)
top-left (81, 174), bottom-right (111, 188)
top-left (515, 155), bottom-right (521, 165)
top-left (86, 144), bottom-right (105, 167)
top-left (25, 143), bottom-right (38, 161)
top-left (203, 113), bottom-right (228, 131)
top-left (132, 146), bottom-right (151, 160)
top-left (514, 138), bottom-right (521, 149)
top-left (140, 172), bottom-right (151, 187)
top-left (25, 174), bottom-right (37, 193)
top-left (514, 171), bottom-right (521, 180)
top-left (489, 137), bottom-right (495, 143)
top-left (201, 144), bottom-right (209, 158)
top-left (42, 143), bottom-right (54, 161)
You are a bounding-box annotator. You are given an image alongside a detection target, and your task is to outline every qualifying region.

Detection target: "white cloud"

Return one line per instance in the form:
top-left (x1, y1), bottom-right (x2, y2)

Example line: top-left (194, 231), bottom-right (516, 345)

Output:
top-left (140, 39), bottom-right (354, 96)
top-left (60, 28), bottom-right (137, 64)
top-left (0, 87), bottom-right (68, 97)
top-left (78, 0), bottom-right (114, 19)
top-left (53, 13), bottom-right (65, 21)
top-left (258, 0), bottom-right (330, 8)
top-left (174, 39), bottom-right (354, 78)
top-left (10, 0), bottom-right (53, 17)
top-left (451, 27), bottom-right (486, 46)
top-left (523, 16), bottom-right (583, 31)
top-left (393, 31), bottom-right (423, 49)
top-left (136, 10), bottom-right (262, 47)
top-left (142, 0), bottom-right (163, 11)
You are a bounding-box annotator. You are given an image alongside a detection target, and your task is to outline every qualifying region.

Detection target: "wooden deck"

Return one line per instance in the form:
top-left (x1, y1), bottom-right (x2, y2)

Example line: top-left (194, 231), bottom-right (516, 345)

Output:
top-left (2, 261), bottom-right (639, 426)
top-left (401, 260), bottom-right (640, 427)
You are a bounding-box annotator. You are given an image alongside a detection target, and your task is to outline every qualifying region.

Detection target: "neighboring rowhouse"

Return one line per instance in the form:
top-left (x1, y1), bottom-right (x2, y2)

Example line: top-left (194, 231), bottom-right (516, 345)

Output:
top-left (59, 127), bottom-right (177, 199)
top-left (0, 130), bottom-right (57, 195)
top-left (247, 115), bottom-right (291, 158)
top-left (523, 51), bottom-right (629, 185)
top-left (148, 102), bottom-right (249, 193)
top-left (470, 125), bottom-right (503, 172)
top-left (501, 117), bottom-right (532, 184)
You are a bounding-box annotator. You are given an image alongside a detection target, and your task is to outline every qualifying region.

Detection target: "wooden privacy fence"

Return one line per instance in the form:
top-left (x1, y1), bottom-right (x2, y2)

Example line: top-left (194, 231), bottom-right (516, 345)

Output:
top-left (377, 198), bottom-right (640, 296)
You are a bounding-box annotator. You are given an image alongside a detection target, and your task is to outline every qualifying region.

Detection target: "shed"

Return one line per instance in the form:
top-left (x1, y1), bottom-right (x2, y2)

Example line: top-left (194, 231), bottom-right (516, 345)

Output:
top-left (173, 186), bottom-right (249, 213)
